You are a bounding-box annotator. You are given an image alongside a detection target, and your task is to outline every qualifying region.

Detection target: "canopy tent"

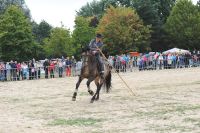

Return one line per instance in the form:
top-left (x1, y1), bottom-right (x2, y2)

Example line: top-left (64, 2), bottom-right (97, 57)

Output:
top-left (163, 48), bottom-right (191, 54)
top-left (129, 52), bottom-right (140, 57)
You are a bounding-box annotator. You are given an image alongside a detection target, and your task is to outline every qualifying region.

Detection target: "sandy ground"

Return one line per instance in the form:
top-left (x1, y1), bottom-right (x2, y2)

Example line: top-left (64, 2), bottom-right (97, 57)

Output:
top-left (0, 68), bottom-right (200, 133)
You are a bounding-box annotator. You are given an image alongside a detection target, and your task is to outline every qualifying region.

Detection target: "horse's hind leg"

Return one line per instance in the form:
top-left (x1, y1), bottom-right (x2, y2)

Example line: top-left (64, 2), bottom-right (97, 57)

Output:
top-left (87, 78), bottom-right (94, 96)
top-left (72, 76), bottom-right (83, 101)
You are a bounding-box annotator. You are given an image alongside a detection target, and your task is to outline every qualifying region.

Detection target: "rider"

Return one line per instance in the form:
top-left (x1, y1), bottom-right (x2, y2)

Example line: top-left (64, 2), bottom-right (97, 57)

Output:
top-left (89, 33), bottom-right (104, 76)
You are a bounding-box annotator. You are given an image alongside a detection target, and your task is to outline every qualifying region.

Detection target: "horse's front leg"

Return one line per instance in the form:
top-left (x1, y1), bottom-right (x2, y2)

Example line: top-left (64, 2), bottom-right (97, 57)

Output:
top-left (87, 78), bottom-right (95, 96)
top-left (72, 76), bottom-right (83, 101)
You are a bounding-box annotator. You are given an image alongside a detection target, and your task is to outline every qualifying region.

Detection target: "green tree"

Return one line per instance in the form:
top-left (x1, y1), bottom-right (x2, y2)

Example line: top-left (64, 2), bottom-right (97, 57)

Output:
top-left (132, 0), bottom-right (161, 27)
top-left (89, 16), bottom-right (99, 28)
top-left (77, 0), bottom-right (124, 18)
top-left (77, 0), bottom-right (105, 18)
top-left (77, 0), bottom-right (176, 51)
top-left (197, 0), bottom-right (200, 10)
top-left (165, 0), bottom-right (200, 50)
top-left (118, 0), bottom-right (132, 7)
top-left (0, 5), bottom-right (35, 61)
top-left (72, 16), bottom-right (96, 58)
top-left (44, 27), bottom-right (72, 58)
top-left (31, 20), bottom-right (52, 59)
top-left (32, 20), bottom-right (52, 44)
top-left (132, 0), bottom-right (176, 51)
top-left (0, 0), bottom-right (30, 18)
top-left (97, 6), bottom-right (151, 55)
top-left (132, 0), bottom-right (175, 24)
top-left (198, 0), bottom-right (200, 5)
top-left (155, 0), bottom-right (176, 23)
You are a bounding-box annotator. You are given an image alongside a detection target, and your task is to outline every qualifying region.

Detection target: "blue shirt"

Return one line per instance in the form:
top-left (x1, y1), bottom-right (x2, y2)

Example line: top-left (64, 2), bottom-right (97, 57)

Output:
top-left (89, 39), bottom-right (104, 51)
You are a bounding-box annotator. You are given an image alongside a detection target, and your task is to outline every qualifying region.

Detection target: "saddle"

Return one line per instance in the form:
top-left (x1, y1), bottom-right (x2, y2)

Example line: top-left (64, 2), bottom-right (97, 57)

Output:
top-left (81, 50), bottom-right (99, 56)
top-left (81, 51), bottom-right (103, 71)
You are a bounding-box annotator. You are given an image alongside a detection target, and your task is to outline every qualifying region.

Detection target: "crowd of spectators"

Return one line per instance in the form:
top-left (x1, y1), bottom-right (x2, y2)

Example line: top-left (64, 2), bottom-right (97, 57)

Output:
top-left (108, 52), bottom-right (200, 72)
top-left (1, 51), bottom-right (200, 82)
top-left (0, 56), bottom-right (81, 81)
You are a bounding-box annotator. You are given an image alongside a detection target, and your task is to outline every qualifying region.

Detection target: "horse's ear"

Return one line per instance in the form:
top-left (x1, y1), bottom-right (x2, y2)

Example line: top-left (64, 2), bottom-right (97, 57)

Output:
top-left (81, 48), bottom-right (85, 53)
top-left (102, 49), bottom-right (109, 58)
top-left (86, 45), bottom-right (90, 51)
top-left (82, 45), bottom-right (90, 53)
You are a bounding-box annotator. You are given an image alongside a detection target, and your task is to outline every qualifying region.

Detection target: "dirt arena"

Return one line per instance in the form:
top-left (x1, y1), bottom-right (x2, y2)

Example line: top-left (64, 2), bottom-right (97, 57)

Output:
top-left (0, 68), bottom-right (200, 133)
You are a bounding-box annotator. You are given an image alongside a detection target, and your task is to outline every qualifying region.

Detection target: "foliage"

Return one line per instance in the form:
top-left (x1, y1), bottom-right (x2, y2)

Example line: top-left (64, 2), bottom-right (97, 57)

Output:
top-left (31, 20), bottom-right (52, 59)
top-left (155, 0), bottom-right (176, 23)
top-left (77, 0), bottom-right (176, 52)
top-left (97, 6), bottom-right (151, 55)
top-left (132, 0), bottom-right (161, 27)
top-left (32, 20), bottom-right (52, 44)
top-left (77, 0), bottom-right (134, 19)
top-left (72, 16), bottom-right (96, 58)
top-left (77, 0), bottom-right (111, 18)
top-left (77, 0), bottom-right (101, 17)
top-left (0, 0), bottom-right (30, 18)
top-left (0, 5), bottom-right (35, 61)
top-left (44, 27), bottom-right (72, 58)
top-left (165, 0), bottom-right (200, 50)
top-left (89, 16), bottom-right (99, 28)
top-left (197, 0), bottom-right (200, 10)
top-left (132, 0), bottom-right (176, 51)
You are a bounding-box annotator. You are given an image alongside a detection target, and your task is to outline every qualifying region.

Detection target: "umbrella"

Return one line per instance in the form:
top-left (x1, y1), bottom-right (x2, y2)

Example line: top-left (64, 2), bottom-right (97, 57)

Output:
top-left (163, 48), bottom-right (191, 54)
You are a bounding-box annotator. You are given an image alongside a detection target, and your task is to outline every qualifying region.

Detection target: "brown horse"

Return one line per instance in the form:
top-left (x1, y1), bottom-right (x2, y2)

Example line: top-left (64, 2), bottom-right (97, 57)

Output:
top-left (72, 52), bottom-right (112, 103)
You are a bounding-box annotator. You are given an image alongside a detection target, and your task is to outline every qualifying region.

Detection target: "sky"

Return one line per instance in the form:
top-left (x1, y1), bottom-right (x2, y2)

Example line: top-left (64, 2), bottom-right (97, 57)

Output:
top-left (26, 0), bottom-right (198, 31)
top-left (25, 0), bottom-right (95, 31)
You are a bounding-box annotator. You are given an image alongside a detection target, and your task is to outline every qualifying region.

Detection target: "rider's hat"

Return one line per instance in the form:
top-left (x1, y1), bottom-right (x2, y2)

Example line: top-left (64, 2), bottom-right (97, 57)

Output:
top-left (96, 33), bottom-right (102, 38)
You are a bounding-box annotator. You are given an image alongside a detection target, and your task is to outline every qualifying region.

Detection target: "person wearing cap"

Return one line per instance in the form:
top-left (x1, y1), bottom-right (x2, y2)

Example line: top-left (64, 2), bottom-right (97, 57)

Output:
top-left (88, 33), bottom-right (104, 75)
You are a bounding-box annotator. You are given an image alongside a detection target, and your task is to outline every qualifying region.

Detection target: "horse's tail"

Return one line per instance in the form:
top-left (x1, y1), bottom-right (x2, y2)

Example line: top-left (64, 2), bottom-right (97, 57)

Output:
top-left (103, 70), bottom-right (112, 93)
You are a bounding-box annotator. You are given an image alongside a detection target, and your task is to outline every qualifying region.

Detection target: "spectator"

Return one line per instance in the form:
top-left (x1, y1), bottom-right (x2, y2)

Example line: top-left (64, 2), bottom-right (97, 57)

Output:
top-left (21, 62), bottom-right (28, 80)
top-left (121, 54), bottom-right (126, 72)
top-left (58, 60), bottom-right (63, 77)
top-left (158, 54), bottom-right (163, 70)
top-left (36, 61), bottom-right (42, 79)
top-left (10, 61), bottom-right (17, 81)
top-left (3, 62), bottom-right (7, 81)
top-left (167, 54), bottom-right (172, 69)
top-left (6, 62), bottom-right (11, 81)
top-left (76, 60), bottom-right (82, 75)
top-left (66, 57), bottom-right (72, 77)
top-left (115, 55), bottom-right (120, 73)
top-left (16, 62), bottom-right (21, 80)
top-left (0, 62), bottom-right (5, 81)
top-left (49, 60), bottom-right (55, 78)
top-left (108, 56), bottom-right (114, 67)
top-left (43, 59), bottom-right (50, 79)
top-left (71, 56), bottom-right (76, 76)
top-left (28, 60), bottom-right (35, 80)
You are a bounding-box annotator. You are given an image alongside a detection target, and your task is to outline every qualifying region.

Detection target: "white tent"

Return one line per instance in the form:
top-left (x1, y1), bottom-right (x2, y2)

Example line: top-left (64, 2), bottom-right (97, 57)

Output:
top-left (163, 48), bottom-right (191, 54)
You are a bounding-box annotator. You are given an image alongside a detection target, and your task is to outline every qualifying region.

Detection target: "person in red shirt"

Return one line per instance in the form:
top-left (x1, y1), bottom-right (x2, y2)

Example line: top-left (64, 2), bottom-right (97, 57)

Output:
top-left (65, 57), bottom-right (72, 77)
top-left (16, 62), bottom-right (21, 80)
top-left (49, 60), bottom-right (55, 78)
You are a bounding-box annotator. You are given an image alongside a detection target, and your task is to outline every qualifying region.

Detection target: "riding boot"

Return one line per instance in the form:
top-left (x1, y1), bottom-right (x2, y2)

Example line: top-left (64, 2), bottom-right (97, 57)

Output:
top-left (96, 55), bottom-right (104, 76)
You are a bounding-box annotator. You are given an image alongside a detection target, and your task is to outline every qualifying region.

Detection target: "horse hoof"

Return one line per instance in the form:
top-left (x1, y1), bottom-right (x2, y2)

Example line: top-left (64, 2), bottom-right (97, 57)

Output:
top-left (90, 99), bottom-right (94, 103)
top-left (95, 98), bottom-right (99, 101)
top-left (88, 90), bottom-right (94, 96)
top-left (72, 97), bottom-right (76, 101)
